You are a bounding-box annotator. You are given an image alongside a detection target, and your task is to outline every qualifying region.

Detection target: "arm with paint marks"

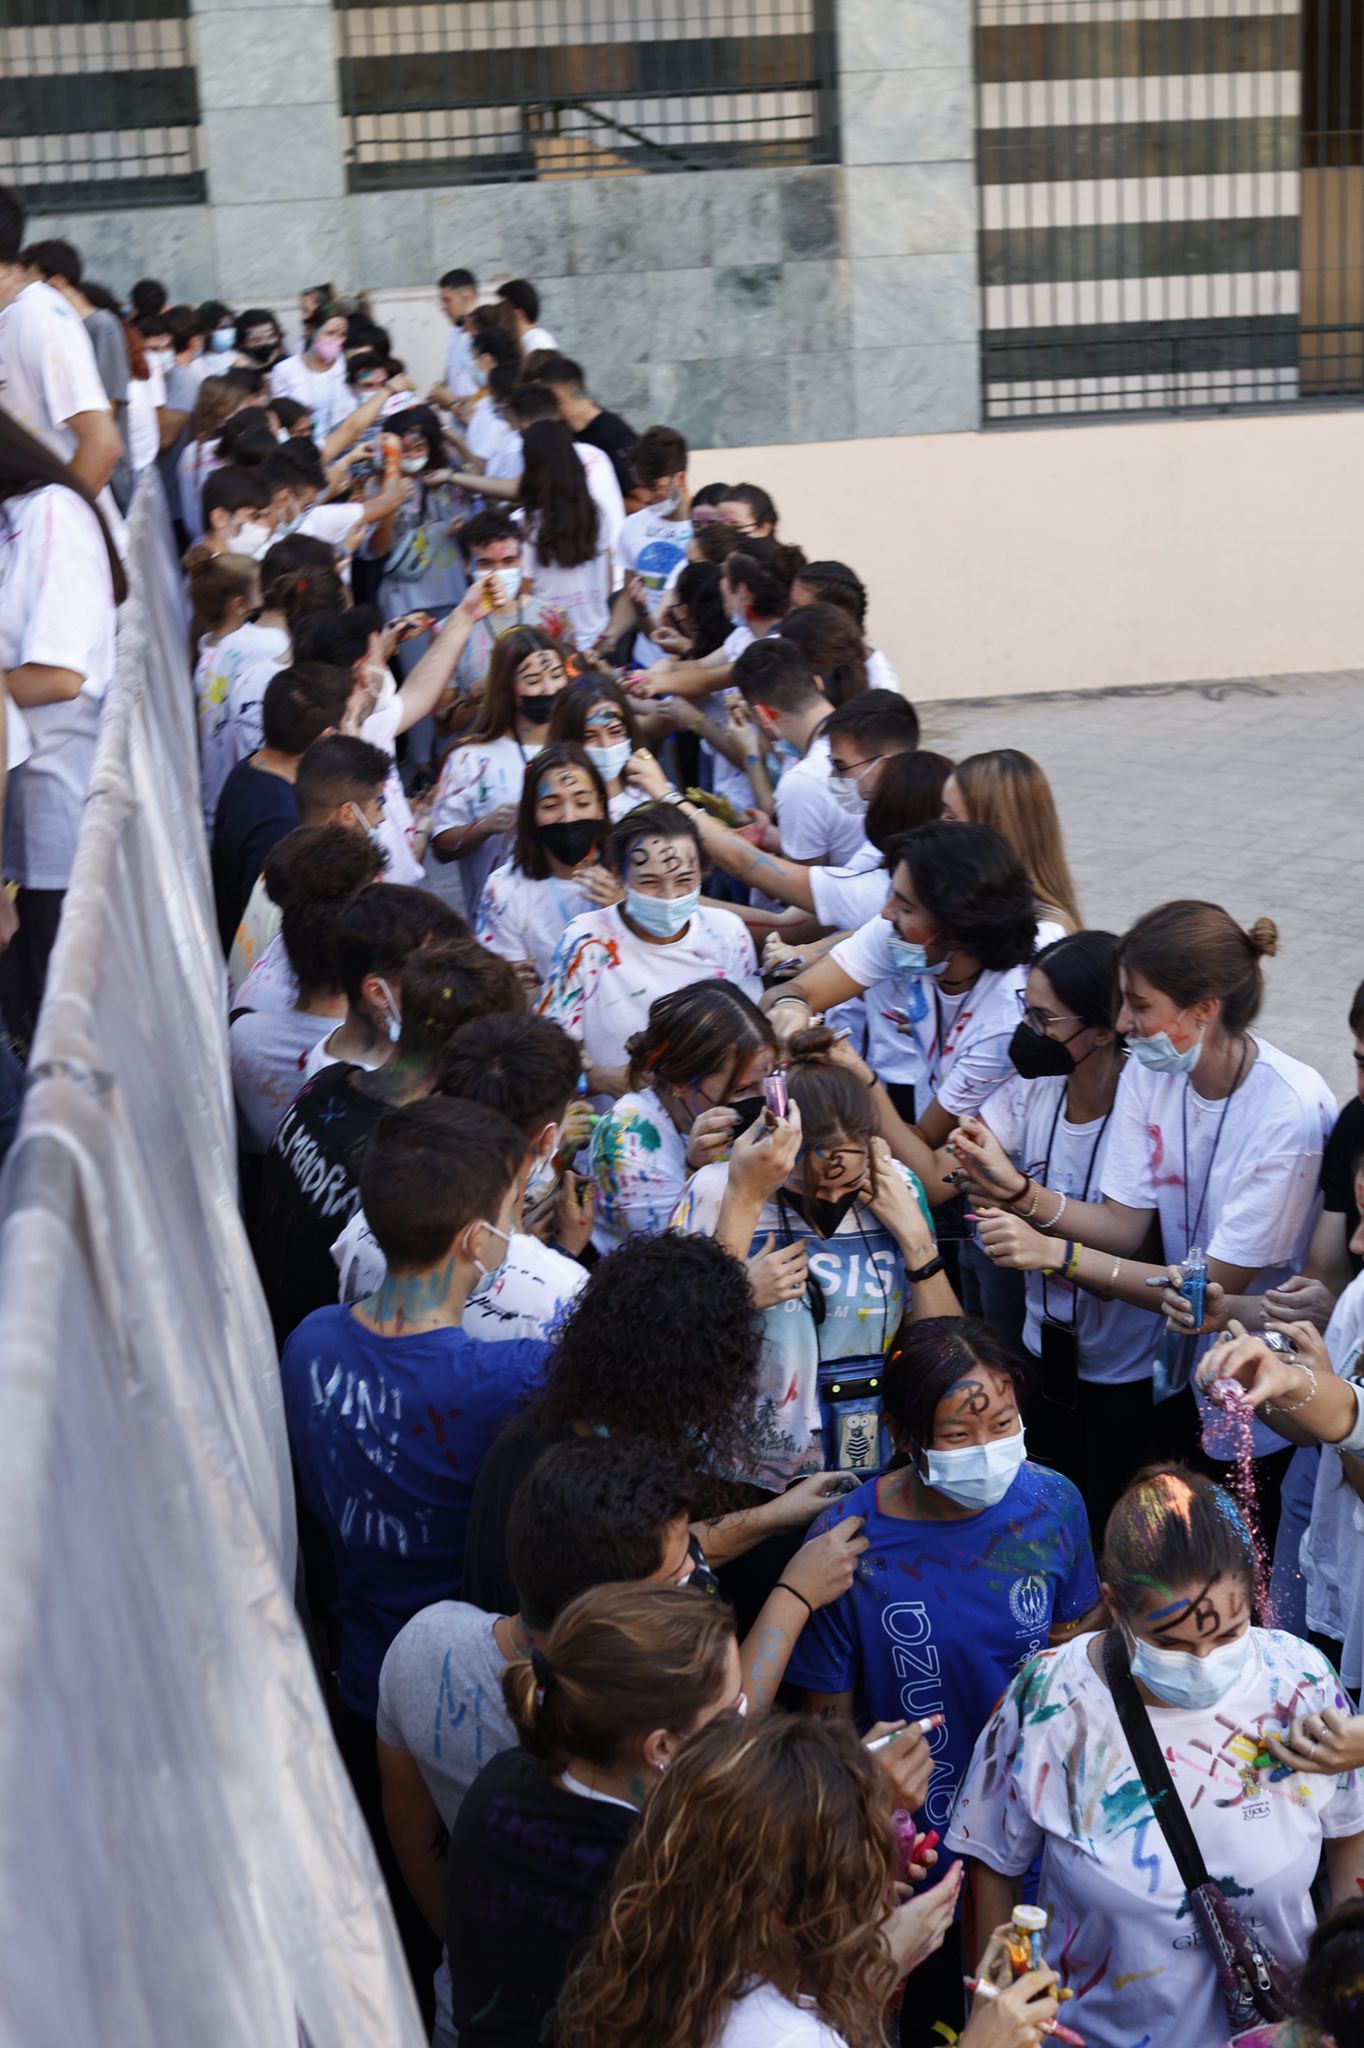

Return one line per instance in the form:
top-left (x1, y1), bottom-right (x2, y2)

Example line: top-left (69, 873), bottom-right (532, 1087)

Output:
top-left (741, 1518), bottom-right (868, 1710)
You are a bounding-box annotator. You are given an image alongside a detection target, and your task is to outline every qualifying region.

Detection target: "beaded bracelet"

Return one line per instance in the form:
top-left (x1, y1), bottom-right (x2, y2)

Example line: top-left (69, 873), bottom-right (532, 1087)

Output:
top-left (1267, 1358), bottom-right (1318, 1414)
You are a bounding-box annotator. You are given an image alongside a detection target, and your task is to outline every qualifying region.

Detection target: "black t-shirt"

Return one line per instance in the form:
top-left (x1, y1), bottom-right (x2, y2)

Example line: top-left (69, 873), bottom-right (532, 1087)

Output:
top-left (256, 1063), bottom-right (386, 1345)
top-left (459, 1420), bottom-right (568, 1612)
top-left (446, 1747), bottom-right (637, 2047)
top-left (575, 409), bottom-right (637, 495)
top-left (212, 760), bottom-right (298, 951)
top-left (1321, 1093), bottom-right (1364, 1274)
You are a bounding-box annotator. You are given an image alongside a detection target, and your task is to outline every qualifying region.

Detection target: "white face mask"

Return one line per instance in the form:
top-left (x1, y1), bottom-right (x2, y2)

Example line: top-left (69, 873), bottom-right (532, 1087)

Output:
top-left (466, 1219), bottom-right (512, 1300)
top-left (828, 774), bottom-right (868, 817)
top-left (147, 346), bottom-right (173, 374)
top-left (232, 520), bottom-right (272, 560)
top-left (374, 976), bottom-right (401, 1046)
top-left (586, 738), bottom-right (632, 781)
top-left (922, 1428), bottom-right (1026, 1511)
top-left (660, 483), bottom-right (682, 515)
top-left (400, 454), bottom-right (428, 475)
top-left (481, 563), bottom-right (523, 606)
top-left (525, 1139), bottom-right (560, 1206)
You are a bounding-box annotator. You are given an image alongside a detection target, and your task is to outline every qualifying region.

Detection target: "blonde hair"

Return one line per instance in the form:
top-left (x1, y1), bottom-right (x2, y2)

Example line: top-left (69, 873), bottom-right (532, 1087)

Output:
top-left (183, 546), bottom-right (258, 653)
top-left (558, 1715), bottom-right (899, 2048)
top-left (502, 1582), bottom-right (736, 1778)
top-left (954, 748), bottom-right (1081, 932)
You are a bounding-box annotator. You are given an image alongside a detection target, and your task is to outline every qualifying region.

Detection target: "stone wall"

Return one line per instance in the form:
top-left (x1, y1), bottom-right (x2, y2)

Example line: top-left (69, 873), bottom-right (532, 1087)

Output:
top-left (28, 0), bottom-right (983, 443)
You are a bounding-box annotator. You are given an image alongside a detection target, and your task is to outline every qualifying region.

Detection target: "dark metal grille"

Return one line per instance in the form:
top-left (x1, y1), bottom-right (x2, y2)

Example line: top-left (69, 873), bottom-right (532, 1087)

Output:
top-left (976, 0), bottom-right (1364, 420)
top-left (1, 0), bottom-right (205, 211)
top-left (335, 0), bottom-right (838, 191)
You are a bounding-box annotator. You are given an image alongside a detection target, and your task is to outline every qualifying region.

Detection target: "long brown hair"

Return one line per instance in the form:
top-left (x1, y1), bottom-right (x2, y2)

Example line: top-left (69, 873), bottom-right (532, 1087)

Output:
top-left (462, 624), bottom-right (563, 745)
top-left (502, 1582), bottom-right (736, 1778)
top-left (625, 981), bottom-right (775, 1095)
top-left (184, 545), bottom-right (257, 654)
top-left (558, 1714), bottom-right (899, 2048)
top-left (953, 748), bottom-right (1081, 932)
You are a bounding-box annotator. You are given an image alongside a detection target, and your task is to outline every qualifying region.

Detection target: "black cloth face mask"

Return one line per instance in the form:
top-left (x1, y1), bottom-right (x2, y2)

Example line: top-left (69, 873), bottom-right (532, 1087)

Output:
top-left (518, 690), bottom-right (563, 726)
top-left (1007, 1018), bottom-right (1083, 1080)
top-left (537, 818), bottom-right (603, 866)
top-left (726, 1094), bottom-right (765, 1140)
top-left (786, 1185), bottom-right (861, 1240)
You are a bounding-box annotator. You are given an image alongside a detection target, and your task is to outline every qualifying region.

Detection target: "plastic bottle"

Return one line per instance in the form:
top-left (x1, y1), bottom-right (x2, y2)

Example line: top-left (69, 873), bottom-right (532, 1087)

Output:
top-left (1154, 1244), bottom-right (1207, 1402)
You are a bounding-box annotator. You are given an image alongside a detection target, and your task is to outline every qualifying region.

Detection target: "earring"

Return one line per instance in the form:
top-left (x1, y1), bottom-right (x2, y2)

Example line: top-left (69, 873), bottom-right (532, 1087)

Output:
top-left (653, 1759), bottom-right (666, 1773)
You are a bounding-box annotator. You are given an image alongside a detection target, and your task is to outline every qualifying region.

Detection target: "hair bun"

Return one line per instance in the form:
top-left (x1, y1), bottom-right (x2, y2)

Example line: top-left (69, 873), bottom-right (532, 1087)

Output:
top-left (1245, 917), bottom-right (1278, 959)
top-left (786, 1023), bottom-right (838, 1063)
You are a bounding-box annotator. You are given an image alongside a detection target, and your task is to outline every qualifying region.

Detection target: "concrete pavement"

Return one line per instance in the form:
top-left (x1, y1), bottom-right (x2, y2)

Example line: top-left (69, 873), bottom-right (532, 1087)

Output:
top-left (920, 670), bottom-right (1364, 1104)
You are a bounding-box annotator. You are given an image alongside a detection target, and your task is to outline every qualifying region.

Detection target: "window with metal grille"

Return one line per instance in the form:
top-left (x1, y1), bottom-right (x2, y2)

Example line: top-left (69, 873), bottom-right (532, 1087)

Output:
top-left (976, 0), bottom-right (1364, 421)
top-left (335, 0), bottom-right (838, 191)
top-left (1, 0), bottom-right (205, 211)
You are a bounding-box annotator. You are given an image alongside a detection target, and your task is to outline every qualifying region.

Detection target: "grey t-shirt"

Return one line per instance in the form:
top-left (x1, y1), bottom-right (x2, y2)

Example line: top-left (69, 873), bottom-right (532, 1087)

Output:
top-left (376, 1600), bottom-right (515, 1824)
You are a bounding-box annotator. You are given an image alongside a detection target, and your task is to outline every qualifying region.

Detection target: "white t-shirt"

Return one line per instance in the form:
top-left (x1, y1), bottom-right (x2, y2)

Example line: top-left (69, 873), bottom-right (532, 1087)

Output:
top-left (443, 325), bottom-right (480, 401)
top-left (775, 731), bottom-right (867, 867)
top-left (0, 486), bottom-right (116, 891)
top-left (807, 847), bottom-right (885, 931)
top-left (331, 1211), bottom-right (587, 1339)
top-left (832, 916), bottom-right (1030, 1116)
top-left (617, 505), bottom-right (692, 666)
top-left (475, 859), bottom-right (597, 986)
top-left (301, 1030), bottom-right (387, 1082)
top-left (713, 1983), bottom-right (847, 2048)
top-left (125, 362), bottom-right (165, 473)
top-left (979, 1073), bottom-right (1158, 1385)
top-left (520, 324), bottom-right (558, 355)
top-left (577, 443), bottom-right (625, 566)
top-left (428, 732), bottom-right (539, 914)
top-left (947, 1629), bottom-right (1364, 2048)
top-left (702, 623), bottom-right (763, 813)
top-left (0, 282), bottom-right (110, 464)
top-left (233, 929), bottom-right (296, 1015)
top-left (222, 620), bottom-right (291, 762)
top-left (229, 1004), bottom-right (341, 1152)
top-left (589, 1084), bottom-right (690, 1251)
top-left (1102, 1036), bottom-right (1334, 1450)
top-left (269, 352), bottom-right (351, 443)
top-left (359, 685), bottom-right (425, 887)
top-left (540, 903), bottom-right (760, 1093)
top-left (464, 396), bottom-right (512, 468)
top-left (866, 647), bottom-right (899, 692)
top-left (522, 521), bottom-right (613, 647)
top-left (1301, 1272), bottom-right (1364, 1680)
top-left (227, 872), bottom-right (282, 1000)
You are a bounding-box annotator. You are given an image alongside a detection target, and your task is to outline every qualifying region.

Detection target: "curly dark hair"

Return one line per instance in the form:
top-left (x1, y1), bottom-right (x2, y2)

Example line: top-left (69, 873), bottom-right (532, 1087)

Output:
top-left (884, 819), bottom-right (1038, 971)
top-left (524, 1233), bottom-right (764, 1504)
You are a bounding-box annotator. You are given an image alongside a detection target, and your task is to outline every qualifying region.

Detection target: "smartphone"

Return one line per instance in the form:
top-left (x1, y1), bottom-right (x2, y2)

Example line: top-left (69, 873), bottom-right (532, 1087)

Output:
top-left (1039, 1316), bottom-right (1080, 1410)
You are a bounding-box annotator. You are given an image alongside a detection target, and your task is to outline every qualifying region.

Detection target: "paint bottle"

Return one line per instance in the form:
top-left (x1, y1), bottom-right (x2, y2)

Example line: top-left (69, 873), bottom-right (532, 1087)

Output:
top-left (1011, 1903), bottom-right (1049, 1973)
top-left (1154, 1244), bottom-right (1207, 1402)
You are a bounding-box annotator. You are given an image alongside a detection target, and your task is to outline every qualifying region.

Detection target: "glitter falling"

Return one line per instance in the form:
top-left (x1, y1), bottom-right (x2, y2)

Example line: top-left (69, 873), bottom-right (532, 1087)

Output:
top-left (1202, 1379), bottom-right (1275, 1624)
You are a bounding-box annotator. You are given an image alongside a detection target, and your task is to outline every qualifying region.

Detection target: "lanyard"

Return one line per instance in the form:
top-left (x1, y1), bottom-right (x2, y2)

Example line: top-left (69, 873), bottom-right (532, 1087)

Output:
top-left (1039, 1084), bottom-right (1113, 1328)
top-left (929, 983), bottom-right (971, 1095)
top-left (1179, 1041), bottom-right (1249, 1251)
top-left (774, 1188), bottom-right (891, 1364)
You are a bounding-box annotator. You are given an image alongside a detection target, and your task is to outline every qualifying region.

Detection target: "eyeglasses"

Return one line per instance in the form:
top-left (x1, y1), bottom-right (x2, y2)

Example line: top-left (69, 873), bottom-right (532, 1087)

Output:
top-left (1015, 991), bottom-right (1083, 1033)
top-left (830, 755), bottom-right (881, 785)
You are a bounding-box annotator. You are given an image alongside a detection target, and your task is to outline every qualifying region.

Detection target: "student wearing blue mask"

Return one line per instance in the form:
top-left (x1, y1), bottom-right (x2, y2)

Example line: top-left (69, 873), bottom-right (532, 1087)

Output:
top-left (950, 1465), bottom-right (1364, 2048)
top-left (539, 801), bottom-right (760, 1102)
top-left (952, 900), bottom-right (1334, 1546)
top-left (548, 676), bottom-right (652, 821)
top-left (786, 1315), bottom-right (1100, 2047)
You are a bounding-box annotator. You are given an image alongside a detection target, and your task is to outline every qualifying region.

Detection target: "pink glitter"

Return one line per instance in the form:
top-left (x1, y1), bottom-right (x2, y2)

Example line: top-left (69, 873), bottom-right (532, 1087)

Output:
top-left (1202, 1380), bottom-right (1275, 1623)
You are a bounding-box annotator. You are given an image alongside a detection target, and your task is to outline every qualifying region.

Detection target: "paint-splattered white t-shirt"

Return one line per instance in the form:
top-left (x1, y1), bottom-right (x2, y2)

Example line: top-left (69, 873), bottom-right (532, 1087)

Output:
top-left (947, 1629), bottom-right (1364, 2048)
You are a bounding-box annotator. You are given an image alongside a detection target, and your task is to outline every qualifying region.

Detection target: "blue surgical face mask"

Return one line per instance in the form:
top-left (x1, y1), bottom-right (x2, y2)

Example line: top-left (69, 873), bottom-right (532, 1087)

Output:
top-left (524, 1137), bottom-right (560, 1207)
top-left (1129, 1023), bottom-right (1201, 1075)
top-left (885, 932), bottom-right (948, 979)
top-left (466, 1219), bottom-right (512, 1301)
top-left (923, 1428), bottom-right (1026, 1511)
top-left (210, 329), bottom-right (236, 354)
top-left (586, 738), bottom-right (632, 781)
top-left (770, 736), bottom-right (802, 766)
top-left (1127, 1630), bottom-right (1251, 1709)
top-left (626, 886), bottom-right (699, 939)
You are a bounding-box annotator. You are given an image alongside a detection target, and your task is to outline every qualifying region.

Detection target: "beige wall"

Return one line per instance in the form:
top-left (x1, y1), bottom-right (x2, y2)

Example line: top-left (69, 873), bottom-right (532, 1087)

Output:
top-left (351, 292), bottom-right (1363, 700)
top-left (690, 412), bottom-right (1364, 698)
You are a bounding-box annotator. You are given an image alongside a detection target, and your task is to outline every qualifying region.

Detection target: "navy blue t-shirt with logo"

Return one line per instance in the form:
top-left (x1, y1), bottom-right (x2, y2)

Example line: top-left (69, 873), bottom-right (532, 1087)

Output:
top-left (786, 1462), bottom-right (1098, 1855)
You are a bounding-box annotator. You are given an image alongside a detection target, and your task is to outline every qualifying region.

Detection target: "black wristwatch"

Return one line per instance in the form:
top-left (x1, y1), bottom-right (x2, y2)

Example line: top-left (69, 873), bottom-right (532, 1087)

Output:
top-left (907, 1253), bottom-right (944, 1284)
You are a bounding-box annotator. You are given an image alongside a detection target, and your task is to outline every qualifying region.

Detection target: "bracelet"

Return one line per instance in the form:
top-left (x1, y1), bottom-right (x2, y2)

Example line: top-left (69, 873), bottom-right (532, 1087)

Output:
top-left (1099, 1255), bottom-right (1121, 1300)
top-left (907, 1253), bottom-right (944, 1284)
top-left (1041, 1239), bottom-right (1076, 1280)
top-left (1038, 1188), bottom-right (1067, 1232)
top-left (1266, 1359), bottom-right (1319, 1414)
top-left (1007, 1170), bottom-right (1033, 1208)
top-left (770, 994), bottom-right (811, 1013)
top-left (776, 1581), bottom-right (813, 1618)
top-left (1064, 1241), bottom-right (1084, 1282)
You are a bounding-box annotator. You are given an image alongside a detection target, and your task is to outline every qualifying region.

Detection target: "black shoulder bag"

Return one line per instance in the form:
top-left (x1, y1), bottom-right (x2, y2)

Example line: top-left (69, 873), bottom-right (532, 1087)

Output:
top-left (1101, 1629), bottom-right (1290, 2037)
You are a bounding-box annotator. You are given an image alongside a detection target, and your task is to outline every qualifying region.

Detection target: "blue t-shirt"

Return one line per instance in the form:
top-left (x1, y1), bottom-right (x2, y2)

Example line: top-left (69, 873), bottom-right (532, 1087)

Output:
top-left (785, 1463), bottom-right (1099, 1843)
top-left (280, 1305), bottom-right (547, 1715)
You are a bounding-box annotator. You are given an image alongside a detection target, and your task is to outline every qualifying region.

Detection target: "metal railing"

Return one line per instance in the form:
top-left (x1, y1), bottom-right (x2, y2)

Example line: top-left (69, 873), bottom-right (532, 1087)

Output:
top-left (976, 0), bottom-right (1364, 421)
top-left (1, 0), bottom-right (205, 211)
top-left (335, 0), bottom-right (838, 189)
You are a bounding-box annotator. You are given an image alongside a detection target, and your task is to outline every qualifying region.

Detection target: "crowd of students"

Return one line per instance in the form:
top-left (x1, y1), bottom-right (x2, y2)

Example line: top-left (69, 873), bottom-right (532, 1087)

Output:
top-left (5, 171), bottom-right (1364, 2048)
